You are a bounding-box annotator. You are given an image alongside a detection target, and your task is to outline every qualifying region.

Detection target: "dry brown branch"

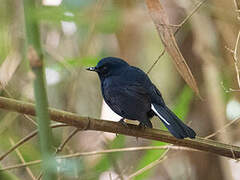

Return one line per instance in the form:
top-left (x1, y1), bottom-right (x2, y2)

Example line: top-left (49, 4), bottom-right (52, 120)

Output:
top-left (0, 97), bottom-right (239, 159)
top-left (2, 88), bottom-right (38, 127)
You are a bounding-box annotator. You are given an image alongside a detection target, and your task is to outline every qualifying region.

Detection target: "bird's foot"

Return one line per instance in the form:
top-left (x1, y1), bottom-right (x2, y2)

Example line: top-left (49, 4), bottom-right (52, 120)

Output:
top-left (139, 121), bottom-right (152, 128)
top-left (138, 122), bottom-right (146, 129)
top-left (119, 118), bottom-right (128, 127)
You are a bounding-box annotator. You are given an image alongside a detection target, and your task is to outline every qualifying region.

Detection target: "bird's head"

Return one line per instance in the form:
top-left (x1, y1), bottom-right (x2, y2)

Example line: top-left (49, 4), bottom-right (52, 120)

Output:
top-left (86, 57), bottom-right (129, 78)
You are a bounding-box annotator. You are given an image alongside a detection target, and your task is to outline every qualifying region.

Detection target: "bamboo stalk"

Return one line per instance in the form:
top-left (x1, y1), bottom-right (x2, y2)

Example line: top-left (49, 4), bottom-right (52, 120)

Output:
top-left (23, 0), bottom-right (56, 179)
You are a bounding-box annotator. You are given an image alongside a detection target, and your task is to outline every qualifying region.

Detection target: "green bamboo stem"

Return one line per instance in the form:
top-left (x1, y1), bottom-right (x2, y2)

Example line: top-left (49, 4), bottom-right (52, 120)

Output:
top-left (23, 0), bottom-right (56, 179)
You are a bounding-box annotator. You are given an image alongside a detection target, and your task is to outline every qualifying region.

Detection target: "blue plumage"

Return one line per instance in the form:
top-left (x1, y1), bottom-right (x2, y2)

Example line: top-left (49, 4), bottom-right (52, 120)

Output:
top-left (87, 57), bottom-right (196, 139)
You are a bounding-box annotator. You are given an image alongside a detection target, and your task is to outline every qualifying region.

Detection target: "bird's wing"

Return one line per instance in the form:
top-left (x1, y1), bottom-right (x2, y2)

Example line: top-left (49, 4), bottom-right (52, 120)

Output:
top-left (103, 82), bottom-right (151, 120)
top-left (150, 84), bottom-right (166, 105)
top-left (128, 66), bottom-right (166, 105)
top-left (104, 65), bottom-right (151, 101)
top-left (103, 83), bottom-right (150, 106)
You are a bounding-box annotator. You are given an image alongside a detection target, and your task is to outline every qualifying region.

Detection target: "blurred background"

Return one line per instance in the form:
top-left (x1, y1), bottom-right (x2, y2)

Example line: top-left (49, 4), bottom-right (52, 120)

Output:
top-left (0, 0), bottom-right (240, 179)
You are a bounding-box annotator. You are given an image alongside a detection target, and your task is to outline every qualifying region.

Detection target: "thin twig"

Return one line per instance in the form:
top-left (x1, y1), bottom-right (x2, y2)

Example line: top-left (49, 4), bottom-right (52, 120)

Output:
top-left (36, 171), bottom-right (43, 180)
top-left (59, 145), bottom-right (198, 159)
top-left (127, 148), bottom-right (170, 179)
top-left (9, 138), bottom-right (37, 180)
top-left (56, 128), bottom-right (79, 153)
top-left (221, 81), bottom-right (240, 93)
top-left (228, 88), bottom-right (240, 92)
top-left (175, 0), bottom-right (208, 34)
top-left (23, 114), bottom-right (38, 126)
top-left (147, 49), bottom-right (166, 74)
top-left (234, 31), bottom-right (240, 88)
top-left (233, 0), bottom-right (240, 20)
top-left (0, 124), bottom-right (68, 161)
top-left (205, 117), bottom-right (240, 139)
top-left (81, 0), bottom-right (105, 56)
top-left (0, 145), bottom-right (198, 171)
top-left (147, 0), bottom-right (208, 74)
top-left (37, 128), bottom-right (79, 180)
top-left (1, 160), bottom-right (42, 171)
top-left (223, 31), bottom-right (240, 90)
top-left (225, 45), bottom-right (235, 54)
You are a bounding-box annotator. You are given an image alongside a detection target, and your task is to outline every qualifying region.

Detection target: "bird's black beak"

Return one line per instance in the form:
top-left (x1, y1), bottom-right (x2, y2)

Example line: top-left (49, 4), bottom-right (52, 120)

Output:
top-left (86, 67), bottom-right (97, 72)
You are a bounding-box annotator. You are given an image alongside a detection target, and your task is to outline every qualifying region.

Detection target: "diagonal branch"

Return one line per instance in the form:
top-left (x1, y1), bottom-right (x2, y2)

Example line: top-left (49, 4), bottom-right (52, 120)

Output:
top-left (128, 148), bottom-right (169, 179)
top-left (9, 138), bottom-right (37, 180)
top-left (0, 124), bottom-right (68, 161)
top-left (0, 96), bottom-right (240, 159)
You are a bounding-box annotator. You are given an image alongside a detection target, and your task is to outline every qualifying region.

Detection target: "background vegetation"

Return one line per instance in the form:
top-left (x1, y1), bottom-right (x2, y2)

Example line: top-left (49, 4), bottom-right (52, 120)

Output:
top-left (0, 0), bottom-right (240, 179)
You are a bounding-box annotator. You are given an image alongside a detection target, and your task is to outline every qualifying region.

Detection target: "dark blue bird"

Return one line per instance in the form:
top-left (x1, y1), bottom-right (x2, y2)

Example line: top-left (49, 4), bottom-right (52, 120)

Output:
top-left (87, 57), bottom-right (196, 139)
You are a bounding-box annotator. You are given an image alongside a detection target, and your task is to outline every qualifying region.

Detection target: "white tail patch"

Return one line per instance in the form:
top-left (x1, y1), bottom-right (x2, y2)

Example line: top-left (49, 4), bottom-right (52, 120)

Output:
top-left (151, 104), bottom-right (170, 125)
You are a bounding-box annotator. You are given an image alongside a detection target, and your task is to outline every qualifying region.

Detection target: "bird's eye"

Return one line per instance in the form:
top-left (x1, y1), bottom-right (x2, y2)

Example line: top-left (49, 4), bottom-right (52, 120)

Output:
top-left (99, 66), bottom-right (108, 74)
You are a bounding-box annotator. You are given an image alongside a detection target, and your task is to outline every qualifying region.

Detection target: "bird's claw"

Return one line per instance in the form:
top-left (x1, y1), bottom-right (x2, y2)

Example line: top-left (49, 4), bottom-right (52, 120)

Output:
top-left (138, 122), bottom-right (147, 129)
top-left (119, 118), bottom-right (128, 127)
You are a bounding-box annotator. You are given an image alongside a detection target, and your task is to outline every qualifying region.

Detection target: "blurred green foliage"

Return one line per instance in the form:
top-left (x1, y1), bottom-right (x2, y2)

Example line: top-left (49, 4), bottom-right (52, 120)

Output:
top-left (90, 135), bottom-right (125, 179)
top-left (0, 164), bottom-right (19, 180)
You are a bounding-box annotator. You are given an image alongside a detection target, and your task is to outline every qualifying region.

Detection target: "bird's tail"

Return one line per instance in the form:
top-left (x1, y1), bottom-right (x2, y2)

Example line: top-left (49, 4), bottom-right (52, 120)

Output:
top-left (151, 103), bottom-right (196, 139)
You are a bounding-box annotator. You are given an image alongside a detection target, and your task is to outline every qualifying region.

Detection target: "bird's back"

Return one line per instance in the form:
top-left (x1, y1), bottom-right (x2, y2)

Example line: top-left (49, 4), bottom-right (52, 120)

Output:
top-left (101, 65), bottom-right (153, 121)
